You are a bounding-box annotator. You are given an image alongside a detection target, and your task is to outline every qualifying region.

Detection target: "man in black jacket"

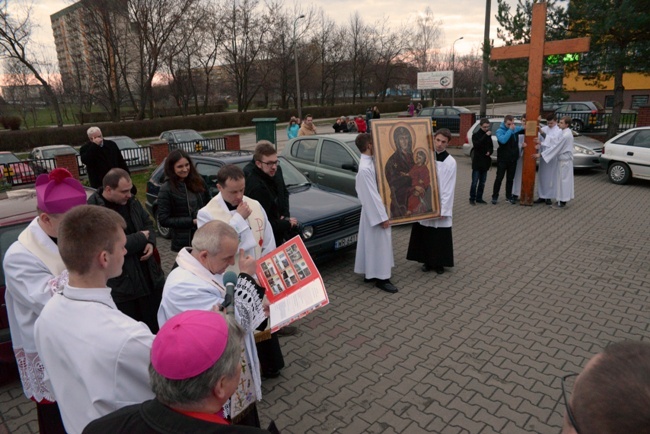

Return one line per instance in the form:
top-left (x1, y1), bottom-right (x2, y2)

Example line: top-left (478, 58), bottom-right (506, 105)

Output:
top-left (80, 126), bottom-right (130, 190)
top-left (87, 168), bottom-right (163, 332)
top-left (470, 118), bottom-right (494, 205)
top-left (244, 141), bottom-right (298, 246)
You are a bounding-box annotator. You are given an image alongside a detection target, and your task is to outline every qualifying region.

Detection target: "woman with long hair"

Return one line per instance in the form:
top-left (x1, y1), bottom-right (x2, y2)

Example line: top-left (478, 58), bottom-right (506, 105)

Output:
top-left (157, 150), bottom-right (211, 252)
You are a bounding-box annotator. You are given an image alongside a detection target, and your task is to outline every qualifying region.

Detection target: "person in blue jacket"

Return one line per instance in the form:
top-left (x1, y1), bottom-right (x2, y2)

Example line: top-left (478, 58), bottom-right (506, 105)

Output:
top-left (491, 115), bottom-right (524, 204)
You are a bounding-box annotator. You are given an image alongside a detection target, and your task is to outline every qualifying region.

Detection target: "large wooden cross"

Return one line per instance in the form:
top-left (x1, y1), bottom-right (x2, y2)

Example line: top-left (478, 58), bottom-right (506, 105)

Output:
top-left (491, 1), bottom-right (590, 206)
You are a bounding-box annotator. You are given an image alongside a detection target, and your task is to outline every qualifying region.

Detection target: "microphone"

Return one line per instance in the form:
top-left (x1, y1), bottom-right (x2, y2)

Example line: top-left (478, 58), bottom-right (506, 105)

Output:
top-left (222, 271), bottom-right (238, 315)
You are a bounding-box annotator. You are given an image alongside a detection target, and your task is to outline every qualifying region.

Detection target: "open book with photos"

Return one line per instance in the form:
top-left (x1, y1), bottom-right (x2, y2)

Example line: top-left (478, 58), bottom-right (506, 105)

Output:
top-left (256, 236), bottom-right (328, 332)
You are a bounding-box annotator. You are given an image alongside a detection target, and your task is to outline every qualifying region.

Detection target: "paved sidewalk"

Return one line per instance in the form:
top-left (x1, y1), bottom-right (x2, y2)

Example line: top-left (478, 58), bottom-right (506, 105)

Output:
top-left (2, 149), bottom-right (649, 433)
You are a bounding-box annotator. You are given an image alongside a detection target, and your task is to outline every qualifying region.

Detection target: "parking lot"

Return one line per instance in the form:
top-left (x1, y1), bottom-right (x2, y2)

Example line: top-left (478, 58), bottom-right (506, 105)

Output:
top-left (1, 148), bottom-right (649, 433)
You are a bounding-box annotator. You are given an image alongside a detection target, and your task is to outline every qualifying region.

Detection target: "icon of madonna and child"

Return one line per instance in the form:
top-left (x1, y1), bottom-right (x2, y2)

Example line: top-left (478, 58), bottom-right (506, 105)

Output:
top-left (371, 119), bottom-right (441, 224)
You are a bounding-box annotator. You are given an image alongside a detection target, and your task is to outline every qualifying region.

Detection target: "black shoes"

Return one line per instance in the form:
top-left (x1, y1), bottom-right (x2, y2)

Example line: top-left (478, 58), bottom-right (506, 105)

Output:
top-left (421, 264), bottom-right (445, 274)
top-left (363, 277), bottom-right (376, 283)
top-left (476, 199), bottom-right (488, 204)
top-left (545, 199), bottom-right (553, 205)
top-left (375, 279), bottom-right (398, 293)
top-left (507, 198), bottom-right (517, 205)
top-left (491, 198), bottom-right (498, 205)
top-left (276, 326), bottom-right (298, 337)
top-left (552, 201), bottom-right (567, 209)
top-left (469, 199), bottom-right (476, 205)
top-left (534, 198), bottom-right (546, 204)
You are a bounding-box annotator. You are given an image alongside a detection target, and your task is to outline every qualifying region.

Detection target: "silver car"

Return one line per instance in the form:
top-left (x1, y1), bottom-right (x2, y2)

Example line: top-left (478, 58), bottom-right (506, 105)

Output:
top-left (462, 118), bottom-right (603, 169)
top-left (281, 134), bottom-right (360, 196)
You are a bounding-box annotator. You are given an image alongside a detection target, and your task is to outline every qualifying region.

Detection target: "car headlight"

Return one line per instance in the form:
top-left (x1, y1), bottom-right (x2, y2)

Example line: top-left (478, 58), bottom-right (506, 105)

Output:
top-left (301, 225), bottom-right (314, 239)
top-left (573, 145), bottom-right (594, 155)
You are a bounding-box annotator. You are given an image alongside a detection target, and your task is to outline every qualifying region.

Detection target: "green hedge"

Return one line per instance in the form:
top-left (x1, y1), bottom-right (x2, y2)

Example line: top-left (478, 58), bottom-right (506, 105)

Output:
top-left (0, 100), bottom-right (411, 152)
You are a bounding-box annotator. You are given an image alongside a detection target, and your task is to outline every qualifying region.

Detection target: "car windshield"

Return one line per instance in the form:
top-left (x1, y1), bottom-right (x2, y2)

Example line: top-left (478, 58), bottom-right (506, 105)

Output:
top-left (278, 157), bottom-right (310, 187)
top-left (0, 154), bottom-right (20, 164)
top-left (174, 131), bottom-right (204, 142)
top-left (592, 101), bottom-right (605, 110)
top-left (42, 147), bottom-right (77, 158)
top-left (111, 137), bottom-right (139, 150)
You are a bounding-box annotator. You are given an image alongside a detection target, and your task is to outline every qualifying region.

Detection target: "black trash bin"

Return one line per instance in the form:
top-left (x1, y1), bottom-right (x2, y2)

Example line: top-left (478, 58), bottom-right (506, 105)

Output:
top-left (252, 118), bottom-right (279, 147)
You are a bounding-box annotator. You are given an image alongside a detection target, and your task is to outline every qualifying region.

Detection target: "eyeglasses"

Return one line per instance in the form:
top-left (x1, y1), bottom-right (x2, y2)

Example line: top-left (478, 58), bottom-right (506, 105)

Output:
top-left (260, 160), bottom-right (279, 167)
top-left (561, 373), bottom-right (581, 434)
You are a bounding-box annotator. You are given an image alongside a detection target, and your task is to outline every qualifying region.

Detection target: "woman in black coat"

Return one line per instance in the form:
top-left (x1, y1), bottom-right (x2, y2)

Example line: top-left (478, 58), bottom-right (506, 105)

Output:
top-left (157, 150), bottom-right (211, 251)
top-left (469, 118), bottom-right (494, 204)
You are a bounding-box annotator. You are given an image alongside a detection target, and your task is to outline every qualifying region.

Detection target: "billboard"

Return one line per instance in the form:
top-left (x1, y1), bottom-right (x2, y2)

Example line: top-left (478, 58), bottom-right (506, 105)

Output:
top-left (417, 71), bottom-right (454, 90)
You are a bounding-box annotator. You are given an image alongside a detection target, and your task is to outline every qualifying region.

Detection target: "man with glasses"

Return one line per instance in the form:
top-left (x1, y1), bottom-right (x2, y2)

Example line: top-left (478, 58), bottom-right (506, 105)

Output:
top-left (244, 141), bottom-right (298, 247)
top-left (561, 341), bottom-right (650, 434)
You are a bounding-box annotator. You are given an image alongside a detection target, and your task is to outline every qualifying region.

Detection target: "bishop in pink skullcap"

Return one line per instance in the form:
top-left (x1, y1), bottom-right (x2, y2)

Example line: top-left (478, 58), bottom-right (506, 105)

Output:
top-left (35, 168), bottom-right (87, 214)
top-left (151, 310), bottom-right (229, 380)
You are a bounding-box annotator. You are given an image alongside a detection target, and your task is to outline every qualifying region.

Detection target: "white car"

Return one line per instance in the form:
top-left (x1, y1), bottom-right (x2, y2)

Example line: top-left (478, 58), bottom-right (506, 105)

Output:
top-left (462, 118), bottom-right (603, 169)
top-left (599, 126), bottom-right (650, 184)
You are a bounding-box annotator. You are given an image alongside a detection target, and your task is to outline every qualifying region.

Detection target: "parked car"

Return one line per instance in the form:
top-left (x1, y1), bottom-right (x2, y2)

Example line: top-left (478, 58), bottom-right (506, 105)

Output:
top-left (29, 145), bottom-right (83, 174)
top-left (462, 118), bottom-right (603, 169)
top-left (159, 129), bottom-right (205, 145)
top-left (0, 186), bottom-right (94, 384)
top-left (599, 126), bottom-right (650, 184)
top-left (146, 150), bottom-right (362, 261)
top-left (281, 134), bottom-right (360, 196)
top-left (106, 135), bottom-right (149, 167)
top-left (554, 101), bottom-right (605, 132)
top-left (417, 106), bottom-right (472, 132)
top-left (0, 152), bottom-right (36, 185)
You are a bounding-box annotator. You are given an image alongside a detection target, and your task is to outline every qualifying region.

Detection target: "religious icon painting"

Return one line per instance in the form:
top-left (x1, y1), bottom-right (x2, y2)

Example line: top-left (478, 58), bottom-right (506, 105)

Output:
top-left (370, 118), bottom-right (441, 225)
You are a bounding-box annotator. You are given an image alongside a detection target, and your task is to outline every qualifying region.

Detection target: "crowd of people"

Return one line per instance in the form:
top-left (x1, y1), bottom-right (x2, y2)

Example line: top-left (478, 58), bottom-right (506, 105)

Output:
top-left (2, 121), bottom-right (644, 434)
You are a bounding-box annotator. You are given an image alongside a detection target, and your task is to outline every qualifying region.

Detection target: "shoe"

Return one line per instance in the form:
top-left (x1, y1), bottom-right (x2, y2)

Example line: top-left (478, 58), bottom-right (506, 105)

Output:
top-left (508, 198), bottom-right (517, 205)
top-left (276, 326), bottom-right (298, 337)
top-left (534, 198), bottom-right (546, 204)
top-left (512, 195), bottom-right (519, 202)
top-left (363, 277), bottom-right (376, 283)
top-left (491, 199), bottom-right (498, 205)
top-left (262, 369), bottom-right (282, 379)
top-left (435, 267), bottom-right (445, 275)
top-left (476, 199), bottom-right (488, 204)
top-left (421, 264), bottom-right (432, 272)
top-left (552, 202), bottom-right (566, 209)
top-left (375, 279), bottom-right (398, 293)
top-left (545, 199), bottom-right (552, 205)
top-left (469, 199), bottom-right (476, 205)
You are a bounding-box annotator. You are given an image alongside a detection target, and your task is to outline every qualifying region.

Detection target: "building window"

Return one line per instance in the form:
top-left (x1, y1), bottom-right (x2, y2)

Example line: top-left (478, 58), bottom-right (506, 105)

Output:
top-left (604, 95), bottom-right (614, 109)
top-left (631, 95), bottom-right (649, 109)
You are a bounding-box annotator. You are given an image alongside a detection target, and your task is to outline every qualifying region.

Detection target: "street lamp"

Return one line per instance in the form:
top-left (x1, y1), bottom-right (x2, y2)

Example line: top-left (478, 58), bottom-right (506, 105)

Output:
top-left (452, 36), bottom-right (464, 106)
top-left (293, 14), bottom-right (305, 119)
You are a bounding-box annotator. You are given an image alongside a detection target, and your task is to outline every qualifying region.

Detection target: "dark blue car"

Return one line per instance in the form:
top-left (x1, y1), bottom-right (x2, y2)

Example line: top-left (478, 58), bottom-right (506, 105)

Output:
top-left (146, 150), bottom-right (362, 261)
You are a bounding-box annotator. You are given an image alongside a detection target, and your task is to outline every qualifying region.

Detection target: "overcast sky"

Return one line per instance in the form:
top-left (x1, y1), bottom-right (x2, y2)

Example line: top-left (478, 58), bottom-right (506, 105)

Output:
top-left (15, 0), bottom-right (551, 64)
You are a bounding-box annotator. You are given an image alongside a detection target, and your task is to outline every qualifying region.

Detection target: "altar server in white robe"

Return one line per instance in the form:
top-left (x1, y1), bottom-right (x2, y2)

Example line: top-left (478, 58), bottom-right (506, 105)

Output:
top-left (407, 129), bottom-right (457, 275)
top-left (533, 116), bottom-right (574, 209)
top-left (2, 169), bottom-right (87, 434)
top-left (158, 220), bottom-right (268, 427)
top-left (511, 114), bottom-right (527, 201)
top-left (34, 206), bottom-right (154, 434)
top-left (535, 114), bottom-right (561, 204)
top-left (353, 133), bottom-right (398, 294)
top-left (197, 164), bottom-right (274, 262)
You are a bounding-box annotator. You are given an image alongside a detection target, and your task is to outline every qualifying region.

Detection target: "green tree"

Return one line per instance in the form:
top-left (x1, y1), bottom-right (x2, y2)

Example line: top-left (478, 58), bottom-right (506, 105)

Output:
top-left (493, 0), bottom-right (568, 102)
top-left (567, 0), bottom-right (650, 138)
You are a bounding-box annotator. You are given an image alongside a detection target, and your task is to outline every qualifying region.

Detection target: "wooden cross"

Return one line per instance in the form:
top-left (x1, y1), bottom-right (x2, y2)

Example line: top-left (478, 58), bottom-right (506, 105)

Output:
top-left (490, 1), bottom-right (590, 206)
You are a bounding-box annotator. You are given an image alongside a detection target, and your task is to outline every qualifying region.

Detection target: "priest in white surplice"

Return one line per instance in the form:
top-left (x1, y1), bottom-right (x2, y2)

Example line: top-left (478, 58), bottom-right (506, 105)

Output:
top-left (407, 129), bottom-right (457, 275)
top-left (196, 164), bottom-right (274, 262)
top-left (34, 206), bottom-right (154, 434)
top-left (353, 133), bottom-right (398, 293)
top-left (535, 114), bottom-right (561, 204)
top-left (511, 114), bottom-right (527, 202)
top-left (533, 116), bottom-right (575, 209)
top-left (158, 220), bottom-right (268, 427)
top-left (2, 169), bottom-right (87, 434)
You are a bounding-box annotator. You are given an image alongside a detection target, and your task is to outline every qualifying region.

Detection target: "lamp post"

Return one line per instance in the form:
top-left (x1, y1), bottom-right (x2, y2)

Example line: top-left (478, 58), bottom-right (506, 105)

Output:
top-left (293, 14), bottom-right (305, 119)
top-left (452, 36), bottom-right (464, 106)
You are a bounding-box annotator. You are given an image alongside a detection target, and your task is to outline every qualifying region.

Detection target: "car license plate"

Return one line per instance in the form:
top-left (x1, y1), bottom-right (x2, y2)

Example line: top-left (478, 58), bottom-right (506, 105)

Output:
top-left (335, 234), bottom-right (357, 249)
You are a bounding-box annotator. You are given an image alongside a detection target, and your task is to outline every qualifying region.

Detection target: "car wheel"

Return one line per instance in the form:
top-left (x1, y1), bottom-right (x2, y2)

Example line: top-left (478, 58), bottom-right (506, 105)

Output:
top-left (608, 162), bottom-right (631, 185)
top-left (155, 210), bottom-right (171, 239)
top-left (571, 119), bottom-right (584, 132)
